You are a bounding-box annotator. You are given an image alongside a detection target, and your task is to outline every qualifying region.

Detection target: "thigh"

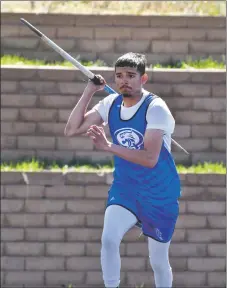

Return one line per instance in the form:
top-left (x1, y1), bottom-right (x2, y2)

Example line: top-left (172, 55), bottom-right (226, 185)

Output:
top-left (102, 205), bottom-right (138, 241)
top-left (139, 201), bottom-right (179, 243)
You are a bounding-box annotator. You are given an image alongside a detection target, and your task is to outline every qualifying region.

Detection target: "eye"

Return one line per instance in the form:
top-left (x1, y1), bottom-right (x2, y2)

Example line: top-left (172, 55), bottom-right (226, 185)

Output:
top-left (129, 75), bottom-right (135, 78)
top-left (116, 75), bottom-right (122, 78)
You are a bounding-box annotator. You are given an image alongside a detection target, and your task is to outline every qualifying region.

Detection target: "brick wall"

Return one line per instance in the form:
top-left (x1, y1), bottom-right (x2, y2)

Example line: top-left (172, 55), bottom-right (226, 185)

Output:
top-left (1, 13), bottom-right (226, 65)
top-left (1, 67), bottom-right (226, 165)
top-left (1, 171), bottom-right (226, 287)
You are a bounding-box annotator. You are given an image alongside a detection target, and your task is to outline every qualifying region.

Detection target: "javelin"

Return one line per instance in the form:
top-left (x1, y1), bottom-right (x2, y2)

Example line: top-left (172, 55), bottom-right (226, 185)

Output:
top-left (20, 18), bottom-right (189, 155)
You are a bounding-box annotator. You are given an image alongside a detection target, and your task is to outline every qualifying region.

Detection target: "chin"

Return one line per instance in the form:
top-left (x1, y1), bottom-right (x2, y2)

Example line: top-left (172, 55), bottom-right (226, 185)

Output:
top-left (122, 93), bottom-right (132, 98)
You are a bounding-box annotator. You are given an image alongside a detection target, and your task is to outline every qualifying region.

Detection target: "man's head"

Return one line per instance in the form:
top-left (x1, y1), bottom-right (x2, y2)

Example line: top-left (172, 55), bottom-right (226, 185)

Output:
top-left (114, 52), bottom-right (148, 98)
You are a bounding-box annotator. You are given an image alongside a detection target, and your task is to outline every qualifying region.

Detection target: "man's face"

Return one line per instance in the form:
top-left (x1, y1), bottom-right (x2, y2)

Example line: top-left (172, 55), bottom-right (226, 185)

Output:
top-left (115, 67), bottom-right (143, 98)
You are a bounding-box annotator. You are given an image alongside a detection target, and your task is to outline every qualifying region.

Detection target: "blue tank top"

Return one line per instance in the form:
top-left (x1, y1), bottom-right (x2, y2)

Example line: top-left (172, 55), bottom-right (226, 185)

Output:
top-left (108, 94), bottom-right (181, 202)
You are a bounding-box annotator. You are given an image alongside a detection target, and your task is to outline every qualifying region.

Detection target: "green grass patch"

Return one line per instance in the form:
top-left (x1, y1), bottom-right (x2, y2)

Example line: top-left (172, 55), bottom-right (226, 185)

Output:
top-left (1, 55), bottom-right (225, 70)
top-left (1, 54), bottom-right (107, 67)
top-left (0, 159), bottom-right (226, 174)
top-left (1, 1), bottom-right (226, 16)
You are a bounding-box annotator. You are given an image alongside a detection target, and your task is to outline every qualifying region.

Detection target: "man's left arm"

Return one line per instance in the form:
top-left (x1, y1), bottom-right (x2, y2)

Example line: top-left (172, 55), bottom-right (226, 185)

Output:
top-left (106, 129), bottom-right (163, 168)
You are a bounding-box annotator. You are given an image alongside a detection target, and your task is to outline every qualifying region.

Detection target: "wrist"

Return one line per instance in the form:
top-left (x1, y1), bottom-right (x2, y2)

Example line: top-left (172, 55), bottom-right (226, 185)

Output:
top-left (104, 141), bottom-right (113, 152)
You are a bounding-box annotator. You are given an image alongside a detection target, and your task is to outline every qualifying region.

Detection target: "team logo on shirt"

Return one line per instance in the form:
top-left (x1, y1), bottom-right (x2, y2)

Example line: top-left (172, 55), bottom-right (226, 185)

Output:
top-left (114, 128), bottom-right (144, 150)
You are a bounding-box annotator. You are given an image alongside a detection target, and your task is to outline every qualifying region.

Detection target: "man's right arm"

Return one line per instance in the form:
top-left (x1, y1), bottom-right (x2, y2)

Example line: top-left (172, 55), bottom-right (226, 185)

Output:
top-left (64, 76), bottom-right (105, 137)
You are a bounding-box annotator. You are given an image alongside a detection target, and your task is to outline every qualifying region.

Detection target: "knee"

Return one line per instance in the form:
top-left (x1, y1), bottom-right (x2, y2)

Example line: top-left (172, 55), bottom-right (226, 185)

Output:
top-left (101, 232), bottom-right (120, 250)
top-left (149, 256), bottom-right (171, 273)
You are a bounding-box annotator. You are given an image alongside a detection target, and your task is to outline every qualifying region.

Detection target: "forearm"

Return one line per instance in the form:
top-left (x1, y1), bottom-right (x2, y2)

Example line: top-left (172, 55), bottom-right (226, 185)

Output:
top-left (106, 143), bottom-right (156, 168)
top-left (64, 87), bottom-right (94, 135)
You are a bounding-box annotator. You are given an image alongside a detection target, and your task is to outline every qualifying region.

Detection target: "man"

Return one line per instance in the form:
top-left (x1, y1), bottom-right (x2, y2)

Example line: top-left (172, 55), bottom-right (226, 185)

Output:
top-left (65, 52), bottom-right (181, 288)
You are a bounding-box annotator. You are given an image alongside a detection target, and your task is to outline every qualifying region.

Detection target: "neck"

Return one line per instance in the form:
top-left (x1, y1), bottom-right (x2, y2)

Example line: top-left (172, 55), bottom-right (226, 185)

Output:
top-left (122, 91), bottom-right (144, 107)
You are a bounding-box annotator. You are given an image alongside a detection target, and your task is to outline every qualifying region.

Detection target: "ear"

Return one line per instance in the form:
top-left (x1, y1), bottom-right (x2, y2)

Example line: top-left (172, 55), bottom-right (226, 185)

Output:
top-left (141, 73), bottom-right (148, 85)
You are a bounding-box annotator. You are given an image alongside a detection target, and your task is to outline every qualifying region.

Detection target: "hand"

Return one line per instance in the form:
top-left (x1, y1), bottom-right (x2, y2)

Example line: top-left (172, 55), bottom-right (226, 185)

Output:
top-left (87, 125), bottom-right (111, 151)
top-left (86, 74), bottom-right (106, 93)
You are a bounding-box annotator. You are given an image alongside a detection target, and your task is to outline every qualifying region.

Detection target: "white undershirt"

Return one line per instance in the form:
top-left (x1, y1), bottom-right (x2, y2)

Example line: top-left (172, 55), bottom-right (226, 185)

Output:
top-left (93, 89), bottom-right (175, 152)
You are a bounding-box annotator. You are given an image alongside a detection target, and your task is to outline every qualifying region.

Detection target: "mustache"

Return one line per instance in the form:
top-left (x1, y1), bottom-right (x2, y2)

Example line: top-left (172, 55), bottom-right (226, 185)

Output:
top-left (120, 85), bottom-right (131, 90)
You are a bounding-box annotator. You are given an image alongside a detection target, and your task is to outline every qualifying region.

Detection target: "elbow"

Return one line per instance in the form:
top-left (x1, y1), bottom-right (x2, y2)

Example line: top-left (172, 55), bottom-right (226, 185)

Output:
top-left (64, 126), bottom-right (76, 137)
top-left (146, 155), bottom-right (158, 168)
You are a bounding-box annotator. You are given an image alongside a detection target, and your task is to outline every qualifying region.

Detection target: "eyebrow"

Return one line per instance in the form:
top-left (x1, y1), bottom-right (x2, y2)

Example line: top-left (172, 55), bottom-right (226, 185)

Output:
top-left (116, 72), bottom-right (137, 75)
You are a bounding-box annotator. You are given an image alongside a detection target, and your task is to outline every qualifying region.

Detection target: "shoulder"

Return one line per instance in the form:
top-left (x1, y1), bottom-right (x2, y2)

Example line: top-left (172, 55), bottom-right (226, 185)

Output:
top-left (101, 93), bottom-right (119, 108)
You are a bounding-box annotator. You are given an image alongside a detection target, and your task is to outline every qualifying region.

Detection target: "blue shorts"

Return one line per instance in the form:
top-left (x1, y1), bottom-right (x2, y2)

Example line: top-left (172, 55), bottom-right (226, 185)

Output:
top-left (106, 182), bottom-right (180, 243)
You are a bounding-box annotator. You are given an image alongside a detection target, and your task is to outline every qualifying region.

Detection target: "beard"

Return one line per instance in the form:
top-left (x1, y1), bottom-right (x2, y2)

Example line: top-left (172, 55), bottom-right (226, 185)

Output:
top-left (122, 92), bottom-right (132, 98)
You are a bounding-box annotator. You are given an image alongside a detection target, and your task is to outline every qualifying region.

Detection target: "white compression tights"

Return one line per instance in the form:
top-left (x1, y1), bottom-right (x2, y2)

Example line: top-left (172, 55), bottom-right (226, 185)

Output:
top-left (101, 205), bottom-right (173, 288)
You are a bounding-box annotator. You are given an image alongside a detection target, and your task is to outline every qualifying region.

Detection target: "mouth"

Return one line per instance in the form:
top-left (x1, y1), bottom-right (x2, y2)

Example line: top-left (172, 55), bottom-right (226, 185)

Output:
top-left (120, 85), bottom-right (132, 91)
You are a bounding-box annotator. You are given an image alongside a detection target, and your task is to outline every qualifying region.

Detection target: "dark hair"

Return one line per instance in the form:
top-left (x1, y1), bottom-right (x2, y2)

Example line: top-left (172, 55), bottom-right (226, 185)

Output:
top-left (114, 52), bottom-right (147, 75)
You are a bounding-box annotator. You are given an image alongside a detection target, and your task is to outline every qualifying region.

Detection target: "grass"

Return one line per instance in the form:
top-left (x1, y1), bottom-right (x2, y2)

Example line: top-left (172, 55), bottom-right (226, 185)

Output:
top-left (1, 1), bottom-right (226, 16)
top-left (0, 159), bottom-right (226, 174)
top-left (1, 55), bottom-right (226, 70)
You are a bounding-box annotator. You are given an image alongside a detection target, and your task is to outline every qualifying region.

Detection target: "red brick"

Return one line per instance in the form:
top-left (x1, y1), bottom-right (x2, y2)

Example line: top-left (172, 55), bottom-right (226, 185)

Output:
top-left (150, 16), bottom-right (188, 27)
top-left (208, 272), bottom-right (226, 287)
top-left (85, 185), bottom-right (108, 198)
top-left (1, 256), bottom-right (25, 270)
top-left (5, 242), bottom-right (44, 256)
top-left (5, 185), bottom-right (44, 199)
top-left (173, 84), bottom-right (211, 97)
top-left (46, 243), bottom-right (85, 256)
top-left (23, 172), bottom-right (65, 185)
top-left (206, 187), bottom-right (226, 201)
top-left (1, 200), bottom-right (24, 213)
top-left (1, 25), bottom-right (20, 37)
top-left (39, 95), bottom-right (76, 108)
top-left (1, 68), bottom-right (37, 81)
top-left (45, 185), bottom-right (84, 199)
top-left (116, 40), bottom-right (150, 53)
top-left (75, 15), bottom-right (113, 26)
top-left (169, 258), bottom-right (188, 271)
top-left (1, 229), bottom-right (24, 241)
top-left (4, 214), bottom-right (45, 227)
top-left (187, 201), bottom-right (225, 214)
top-left (1, 81), bottom-right (19, 93)
top-left (192, 125), bottom-right (225, 137)
top-left (20, 25), bottom-right (57, 38)
top-left (46, 214), bottom-right (85, 227)
top-left (126, 272), bottom-right (154, 286)
top-left (19, 81), bottom-right (59, 94)
top-left (67, 256), bottom-right (100, 270)
top-left (152, 70), bottom-right (191, 83)
top-left (212, 112), bottom-right (226, 124)
top-left (86, 214), bottom-right (104, 227)
top-left (20, 108), bottom-right (57, 122)
top-left (191, 71), bottom-right (226, 84)
top-left (193, 98), bottom-right (225, 111)
top-left (1, 172), bottom-right (24, 185)
top-left (208, 216), bottom-right (226, 228)
top-left (65, 172), bottom-right (107, 185)
top-left (66, 199), bottom-right (105, 213)
top-left (152, 41), bottom-right (188, 53)
top-left (56, 136), bottom-right (93, 150)
top-left (26, 257), bottom-right (64, 270)
top-left (77, 39), bottom-right (115, 52)
top-left (207, 29), bottom-right (226, 40)
top-left (174, 111), bottom-right (212, 124)
top-left (189, 41), bottom-right (226, 53)
top-left (95, 27), bottom-right (131, 39)
top-left (132, 28), bottom-right (168, 40)
top-left (67, 228), bottom-right (102, 242)
top-left (36, 150), bottom-right (75, 163)
top-left (36, 122), bottom-right (65, 135)
top-left (173, 272), bottom-right (206, 287)
top-left (126, 243), bottom-right (147, 256)
top-left (208, 244), bottom-right (226, 257)
top-left (38, 38), bottom-right (75, 51)
top-left (169, 28), bottom-right (206, 40)
top-left (25, 228), bottom-right (64, 241)
top-left (176, 215), bottom-right (207, 228)
top-left (37, 69), bottom-right (77, 81)
top-left (197, 174), bottom-right (226, 186)
top-left (172, 138), bottom-right (210, 152)
top-left (18, 136), bottom-right (56, 150)
top-left (188, 258), bottom-right (225, 271)
top-left (2, 37), bottom-right (39, 49)
top-left (75, 151), bottom-right (113, 163)
top-left (187, 229), bottom-right (225, 243)
top-left (1, 108), bottom-right (19, 121)
top-left (1, 136), bottom-right (16, 149)
top-left (113, 15), bottom-right (149, 27)
top-left (25, 199), bottom-right (65, 213)
top-left (1, 94), bottom-right (37, 107)
top-left (1, 122), bottom-right (36, 135)
top-left (212, 85), bottom-right (226, 97)
top-left (57, 26), bottom-right (93, 39)
top-left (170, 243), bottom-right (207, 257)
top-left (45, 271), bottom-right (85, 285)
top-left (58, 82), bottom-right (86, 94)
top-left (5, 271), bottom-right (44, 286)
top-left (173, 125), bottom-right (191, 138)
top-left (212, 139), bottom-right (226, 152)
top-left (1, 149), bottom-right (35, 162)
